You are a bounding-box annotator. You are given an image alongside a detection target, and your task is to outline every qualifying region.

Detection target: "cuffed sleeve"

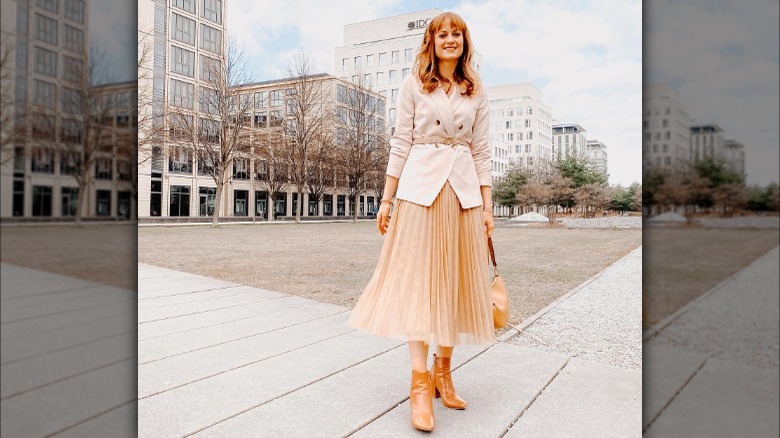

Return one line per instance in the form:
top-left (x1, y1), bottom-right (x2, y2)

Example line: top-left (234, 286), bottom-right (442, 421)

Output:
top-left (385, 76), bottom-right (415, 178)
top-left (471, 93), bottom-right (492, 187)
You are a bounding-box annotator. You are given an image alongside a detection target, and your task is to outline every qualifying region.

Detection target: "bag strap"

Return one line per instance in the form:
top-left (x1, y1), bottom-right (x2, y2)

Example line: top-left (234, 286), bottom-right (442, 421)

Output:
top-left (488, 237), bottom-right (497, 269)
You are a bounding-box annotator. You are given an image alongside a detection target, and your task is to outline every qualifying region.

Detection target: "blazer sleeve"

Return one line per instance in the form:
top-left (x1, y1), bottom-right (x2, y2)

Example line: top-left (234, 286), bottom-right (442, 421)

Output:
top-left (471, 93), bottom-right (492, 187)
top-left (385, 76), bottom-right (415, 178)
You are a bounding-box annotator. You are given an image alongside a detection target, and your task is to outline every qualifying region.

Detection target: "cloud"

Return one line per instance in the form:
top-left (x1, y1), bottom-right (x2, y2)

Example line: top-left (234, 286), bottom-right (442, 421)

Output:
top-left (644, 0), bottom-right (779, 185)
top-left (229, 0), bottom-right (643, 185)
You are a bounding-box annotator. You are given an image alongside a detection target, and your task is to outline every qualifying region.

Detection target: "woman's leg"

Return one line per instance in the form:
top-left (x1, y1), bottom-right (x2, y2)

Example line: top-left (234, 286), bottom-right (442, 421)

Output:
top-left (408, 341), bottom-right (434, 431)
top-left (436, 345), bottom-right (454, 358)
top-left (408, 340), bottom-right (429, 371)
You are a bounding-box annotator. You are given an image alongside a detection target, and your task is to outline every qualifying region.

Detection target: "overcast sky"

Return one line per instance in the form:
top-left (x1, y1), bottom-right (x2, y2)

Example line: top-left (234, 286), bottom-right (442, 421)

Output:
top-left (93, 0), bottom-right (776, 186)
top-left (644, 0), bottom-right (779, 186)
top-left (227, 0), bottom-right (643, 187)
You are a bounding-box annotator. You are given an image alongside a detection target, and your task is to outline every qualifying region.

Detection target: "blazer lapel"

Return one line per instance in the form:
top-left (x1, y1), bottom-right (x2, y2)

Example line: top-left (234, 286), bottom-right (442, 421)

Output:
top-left (431, 87), bottom-right (456, 136)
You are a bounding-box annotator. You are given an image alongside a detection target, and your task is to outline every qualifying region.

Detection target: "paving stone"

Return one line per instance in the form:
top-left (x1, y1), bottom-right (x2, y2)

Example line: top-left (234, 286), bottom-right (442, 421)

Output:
top-left (190, 343), bottom-right (490, 437)
top-left (0, 359), bottom-right (136, 438)
top-left (138, 285), bottom-right (285, 323)
top-left (645, 358), bottom-right (779, 438)
top-left (138, 310), bottom-right (353, 397)
top-left (139, 301), bottom-right (344, 363)
top-left (641, 344), bottom-right (707, 429)
top-left (138, 330), bottom-right (400, 438)
top-left (352, 343), bottom-right (568, 438)
top-left (137, 295), bottom-right (308, 340)
top-left (506, 357), bottom-right (641, 438)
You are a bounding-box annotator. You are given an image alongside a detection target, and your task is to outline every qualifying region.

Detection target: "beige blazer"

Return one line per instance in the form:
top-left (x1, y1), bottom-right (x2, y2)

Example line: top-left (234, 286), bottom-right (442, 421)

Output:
top-left (386, 75), bottom-right (492, 209)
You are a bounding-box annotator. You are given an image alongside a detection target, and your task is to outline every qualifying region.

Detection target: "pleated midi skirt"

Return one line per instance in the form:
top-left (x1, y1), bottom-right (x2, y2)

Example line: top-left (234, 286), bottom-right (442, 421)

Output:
top-left (348, 181), bottom-right (496, 346)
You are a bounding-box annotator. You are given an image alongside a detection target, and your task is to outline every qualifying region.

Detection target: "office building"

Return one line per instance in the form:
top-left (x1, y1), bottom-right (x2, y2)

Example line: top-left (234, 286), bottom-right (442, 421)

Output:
top-left (486, 82), bottom-right (553, 171)
top-left (552, 123), bottom-right (588, 160)
top-left (689, 123), bottom-right (725, 163)
top-left (723, 139), bottom-right (745, 175)
top-left (586, 139), bottom-right (608, 175)
top-left (643, 83), bottom-right (691, 171)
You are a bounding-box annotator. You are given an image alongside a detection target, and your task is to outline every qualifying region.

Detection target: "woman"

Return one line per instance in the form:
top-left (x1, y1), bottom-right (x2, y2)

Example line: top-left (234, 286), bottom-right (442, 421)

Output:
top-left (347, 11), bottom-right (495, 432)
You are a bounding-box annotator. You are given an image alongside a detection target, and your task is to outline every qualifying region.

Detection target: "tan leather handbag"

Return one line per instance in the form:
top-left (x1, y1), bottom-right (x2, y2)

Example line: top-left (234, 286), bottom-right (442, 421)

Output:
top-left (488, 237), bottom-right (509, 329)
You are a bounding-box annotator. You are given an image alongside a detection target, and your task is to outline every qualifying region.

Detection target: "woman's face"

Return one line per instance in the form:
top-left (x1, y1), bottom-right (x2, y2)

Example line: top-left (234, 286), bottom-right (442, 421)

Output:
top-left (433, 21), bottom-right (464, 63)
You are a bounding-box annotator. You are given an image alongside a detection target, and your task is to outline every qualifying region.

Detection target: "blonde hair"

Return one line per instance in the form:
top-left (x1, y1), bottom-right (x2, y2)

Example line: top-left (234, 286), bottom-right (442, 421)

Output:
top-left (413, 11), bottom-right (481, 97)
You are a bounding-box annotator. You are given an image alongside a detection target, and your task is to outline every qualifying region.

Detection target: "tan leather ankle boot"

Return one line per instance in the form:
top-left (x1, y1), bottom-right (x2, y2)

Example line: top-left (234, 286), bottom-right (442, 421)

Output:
top-left (410, 369), bottom-right (434, 431)
top-left (430, 354), bottom-right (467, 409)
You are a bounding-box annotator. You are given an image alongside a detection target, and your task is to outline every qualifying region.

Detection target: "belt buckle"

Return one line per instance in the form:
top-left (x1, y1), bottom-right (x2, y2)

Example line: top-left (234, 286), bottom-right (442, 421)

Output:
top-left (443, 136), bottom-right (454, 145)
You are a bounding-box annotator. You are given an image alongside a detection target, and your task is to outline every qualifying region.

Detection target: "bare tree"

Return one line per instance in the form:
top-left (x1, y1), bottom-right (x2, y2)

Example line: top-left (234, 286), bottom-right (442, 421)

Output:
top-left (575, 183), bottom-right (611, 218)
top-left (0, 34), bottom-right (16, 164)
top-left (34, 47), bottom-right (116, 224)
top-left (333, 73), bottom-right (388, 221)
top-left (253, 128), bottom-right (291, 221)
top-left (168, 37), bottom-right (254, 226)
top-left (281, 51), bottom-right (333, 223)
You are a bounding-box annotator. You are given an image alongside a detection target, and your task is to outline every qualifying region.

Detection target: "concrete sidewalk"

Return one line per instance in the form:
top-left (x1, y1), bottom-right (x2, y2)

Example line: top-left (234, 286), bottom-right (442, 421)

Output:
top-left (137, 248), bottom-right (643, 437)
top-left (0, 263), bottom-right (136, 438)
top-left (643, 246), bottom-right (779, 437)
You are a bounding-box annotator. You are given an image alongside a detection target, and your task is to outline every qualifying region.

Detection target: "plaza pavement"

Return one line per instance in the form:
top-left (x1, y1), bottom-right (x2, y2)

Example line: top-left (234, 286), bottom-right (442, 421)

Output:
top-left (643, 246), bottom-right (780, 437)
top-left (134, 246), bottom-right (643, 437)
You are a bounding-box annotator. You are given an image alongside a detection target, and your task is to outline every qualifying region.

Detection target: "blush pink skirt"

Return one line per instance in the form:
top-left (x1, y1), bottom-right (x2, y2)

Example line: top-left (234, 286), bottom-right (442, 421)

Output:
top-left (348, 182), bottom-right (496, 346)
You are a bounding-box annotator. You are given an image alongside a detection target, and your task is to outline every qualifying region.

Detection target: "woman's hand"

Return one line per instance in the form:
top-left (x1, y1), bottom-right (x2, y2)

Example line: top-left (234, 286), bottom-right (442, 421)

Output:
top-left (377, 202), bottom-right (392, 235)
top-left (483, 209), bottom-right (495, 237)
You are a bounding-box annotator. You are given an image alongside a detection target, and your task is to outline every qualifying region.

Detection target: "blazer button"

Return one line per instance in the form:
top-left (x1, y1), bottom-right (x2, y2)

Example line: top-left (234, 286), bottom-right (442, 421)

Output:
top-left (435, 120), bottom-right (440, 125)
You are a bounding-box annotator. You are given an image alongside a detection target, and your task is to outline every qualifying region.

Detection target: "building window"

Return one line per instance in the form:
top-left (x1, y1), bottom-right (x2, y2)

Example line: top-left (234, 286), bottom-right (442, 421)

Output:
top-left (170, 45), bottom-right (195, 77)
top-left (170, 185), bottom-right (190, 217)
top-left (254, 91), bottom-right (266, 108)
top-left (117, 159), bottom-right (131, 181)
top-left (63, 0), bottom-right (84, 23)
top-left (270, 90), bottom-right (283, 107)
top-left (366, 54), bottom-right (373, 67)
top-left (172, 0), bottom-right (195, 13)
top-left (172, 13), bottom-right (195, 45)
top-left (364, 73), bottom-right (372, 88)
top-left (95, 157), bottom-right (112, 180)
top-left (354, 56), bottom-right (362, 69)
top-left (60, 118), bottom-right (81, 143)
top-left (199, 187), bottom-right (216, 216)
top-left (61, 187), bottom-right (78, 216)
top-left (62, 25), bottom-right (83, 52)
top-left (36, 0), bottom-right (58, 13)
top-left (169, 145), bottom-right (192, 173)
top-left (234, 190), bottom-right (248, 216)
top-left (96, 190), bottom-right (111, 216)
top-left (342, 58), bottom-right (349, 71)
top-left (376, 71), bottom-right (384, 85)
top-left (33, 79), bottom-right (57, 108)
top-left (388, 70), bottom-right (397, 83)
top-left (32, 186), bottom-right (53, 216)
top-left (31, 147), bottom-right (54, 173)
top-left (201, 0), bottom-right (222, 24)
top-left (233, 157), bottom-right (249, 179)
top-left (391, 88), bottom-right (398, 102)
top-left (200, 55), bottom-right (219, 82)
top-left (405, 48), bottom-right (413, 62)
top-left (35, 14), bottom-right (58, 45)
top-left (62, 55), bottom-right (81, 82)
top-left (391, 50), bottom-right (399, 64)
top-left (505, 121), bottom-right (510, 129)
top-left (200, 24), bottom-right (222, 53)
top-left (378, 52), bottom-right (387, 66)
top-left (169, 79), bottom-right (194, 108)
top-left (402, 68), bottom-right (409, 80)
top-left (33, 46), bottom-right (57, 77)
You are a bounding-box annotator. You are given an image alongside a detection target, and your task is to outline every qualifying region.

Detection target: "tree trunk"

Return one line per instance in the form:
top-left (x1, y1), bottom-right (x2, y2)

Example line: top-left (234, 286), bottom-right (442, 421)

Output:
top-left (212, 180), bottom-right (223, 227)
top-left (353, 192), bottom-right (359, 223)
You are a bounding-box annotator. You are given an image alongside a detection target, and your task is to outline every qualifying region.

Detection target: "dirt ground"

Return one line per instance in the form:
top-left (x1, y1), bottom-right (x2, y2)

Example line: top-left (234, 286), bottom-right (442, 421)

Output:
top-left (1, 224), bottom-right (137, 290)
top-left (4, 221), bottom-right (775, 330)
top-left (134, 220), bottom-right (642, 326)
top-left (642, 226), bottom-right (780, 326)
